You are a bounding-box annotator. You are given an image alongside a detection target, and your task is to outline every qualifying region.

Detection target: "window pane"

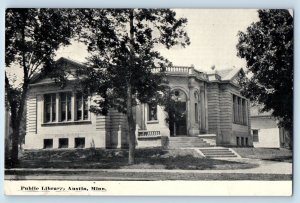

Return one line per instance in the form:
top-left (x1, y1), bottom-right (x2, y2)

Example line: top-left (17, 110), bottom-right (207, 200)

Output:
top-left (60, 93), bottom-right (66, 102)
top-left (60, 93), bottom-right (66, 121)
top-left (67, 93), bottom-right (72, 121)
top-left (253, 130), bottom-right (259, 142)
top-left (52, 94), bottom-right (56, 122)
top-left (59, 92), bottom-right (72, 122)
top-left (44, 94), bottom-right (51, 123)
top-left (76, 93), bottom-right (83, 120)
top-left (75, 138), bottom-right (85, 148)
top-left (45, 94), bottom-right (51, 103)
top-left (61, 102), bottom-right (66, 121)
top-left (148, 103), bottom-right (157, 121)
top-left (44, 139), bottom-right (53, 149)
top-left (83, 94), bottom-right (88, 120)
top-left (59, 138), bottom-right (69, 148)
top-left (45, 103), bottom-right (51, 122)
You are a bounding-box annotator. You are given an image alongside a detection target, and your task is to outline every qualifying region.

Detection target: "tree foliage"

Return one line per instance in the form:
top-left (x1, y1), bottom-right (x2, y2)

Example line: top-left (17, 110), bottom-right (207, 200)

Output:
top-left (5, 8), bottom-right (79, 167)
top-left (236, 9), bottom-right (293, 131)
top-left (77, 9), bottom-right (190, 164)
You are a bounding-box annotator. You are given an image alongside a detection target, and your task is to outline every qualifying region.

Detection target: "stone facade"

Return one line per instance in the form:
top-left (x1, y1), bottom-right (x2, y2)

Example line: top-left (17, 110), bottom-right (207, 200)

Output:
top-left (24, 57), bottom-right (252, 150)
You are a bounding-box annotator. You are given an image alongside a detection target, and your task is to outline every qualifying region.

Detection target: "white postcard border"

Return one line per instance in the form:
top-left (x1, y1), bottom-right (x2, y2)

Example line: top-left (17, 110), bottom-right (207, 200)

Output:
top-left (4, 180), bottom-right (292, 196)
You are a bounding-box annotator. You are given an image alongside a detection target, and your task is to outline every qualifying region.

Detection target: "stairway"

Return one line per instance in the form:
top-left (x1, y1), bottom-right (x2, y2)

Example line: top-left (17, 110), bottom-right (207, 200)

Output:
top-left (167, 136), bottom-right (213, 149)
top-left (199, 148), bottom-right (238, 158)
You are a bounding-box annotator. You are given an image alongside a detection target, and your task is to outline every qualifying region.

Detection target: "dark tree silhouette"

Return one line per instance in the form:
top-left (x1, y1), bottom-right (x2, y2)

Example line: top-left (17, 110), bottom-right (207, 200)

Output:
top-left (237, 9), bottom-right (293, 135)
top-left (78, 9), bottom-right (190, 164)
top-left (5, 8), bottom-right (79, 167)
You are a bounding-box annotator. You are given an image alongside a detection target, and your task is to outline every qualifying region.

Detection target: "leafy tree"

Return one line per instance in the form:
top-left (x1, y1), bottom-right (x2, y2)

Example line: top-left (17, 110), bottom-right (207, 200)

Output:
top-left (5, 8), bottom-right (79, 167)
top-left (236, 9), bottom-right (293, 134)
top-left (78, 9), bottom-right (190, 164)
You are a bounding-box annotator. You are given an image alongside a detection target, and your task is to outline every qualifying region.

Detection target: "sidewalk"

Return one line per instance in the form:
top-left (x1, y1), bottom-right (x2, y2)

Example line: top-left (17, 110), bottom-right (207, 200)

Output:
top-left (6, 157), bottom-right (292, 174)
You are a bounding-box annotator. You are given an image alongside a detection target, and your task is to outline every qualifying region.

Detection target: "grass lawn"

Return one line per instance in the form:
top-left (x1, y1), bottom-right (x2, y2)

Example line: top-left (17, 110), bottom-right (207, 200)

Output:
top-left (232, 147), bottom-right (292, 163)
top-left (6, 148), bottom-right (259, 170)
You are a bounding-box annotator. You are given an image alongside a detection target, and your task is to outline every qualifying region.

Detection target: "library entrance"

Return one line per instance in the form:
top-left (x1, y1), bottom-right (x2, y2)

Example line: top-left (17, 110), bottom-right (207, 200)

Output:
top-left (169, 89), bottom-right (187, 136)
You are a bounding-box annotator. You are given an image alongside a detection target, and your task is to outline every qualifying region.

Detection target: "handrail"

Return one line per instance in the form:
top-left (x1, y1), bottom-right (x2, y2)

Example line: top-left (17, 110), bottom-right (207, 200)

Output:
top-left (152, 66), bottom-right (208, 81)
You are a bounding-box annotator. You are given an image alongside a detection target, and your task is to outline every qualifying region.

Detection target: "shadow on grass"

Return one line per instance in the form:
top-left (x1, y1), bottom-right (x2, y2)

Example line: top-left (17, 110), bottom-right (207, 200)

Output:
top-left (261, 156), bottom-right (293, 163)
top-left (6, 148), bottom-right (259, 170)
top-left (232, 148), bottom-right (293, 163)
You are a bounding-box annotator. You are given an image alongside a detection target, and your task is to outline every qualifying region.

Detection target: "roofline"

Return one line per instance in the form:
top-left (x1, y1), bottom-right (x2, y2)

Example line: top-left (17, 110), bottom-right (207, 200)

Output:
top-left (30, 57), bottom-right (86, 85)
top-left (229, 67), bottom-right (245, 80)
top-left (56, 57), bottom-right (86, 68)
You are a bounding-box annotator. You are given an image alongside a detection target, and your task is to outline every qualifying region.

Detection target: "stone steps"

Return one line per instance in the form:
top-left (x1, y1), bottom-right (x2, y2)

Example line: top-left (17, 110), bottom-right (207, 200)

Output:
top-left (199, 148), bottom-right (238, 158)
top-left (167, 136), bottom-right (213, 149)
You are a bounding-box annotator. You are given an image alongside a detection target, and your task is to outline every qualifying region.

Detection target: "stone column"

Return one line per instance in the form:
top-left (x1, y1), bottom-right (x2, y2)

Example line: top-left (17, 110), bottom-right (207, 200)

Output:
top-left (188, 76), bottom-right (199, 136)
top-left (204, 83), bottom-right (209, 133)
top-left (200, 87), bottom-right (206, 133)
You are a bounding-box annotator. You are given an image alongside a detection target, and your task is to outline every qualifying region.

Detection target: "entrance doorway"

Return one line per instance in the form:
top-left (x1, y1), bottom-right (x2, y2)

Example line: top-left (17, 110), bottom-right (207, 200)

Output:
top-left (169, 89), bottom-right (187, 136)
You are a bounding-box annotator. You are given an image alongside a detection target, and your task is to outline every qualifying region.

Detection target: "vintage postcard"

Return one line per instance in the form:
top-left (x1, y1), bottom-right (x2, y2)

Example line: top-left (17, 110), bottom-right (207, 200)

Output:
top-left (4, 8), bottom-right (293, 196)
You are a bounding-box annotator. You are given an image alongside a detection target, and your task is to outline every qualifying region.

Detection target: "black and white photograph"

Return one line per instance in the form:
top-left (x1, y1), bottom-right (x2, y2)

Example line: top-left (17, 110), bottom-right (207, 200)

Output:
top-left (4, 8), bottom-right (293, 196)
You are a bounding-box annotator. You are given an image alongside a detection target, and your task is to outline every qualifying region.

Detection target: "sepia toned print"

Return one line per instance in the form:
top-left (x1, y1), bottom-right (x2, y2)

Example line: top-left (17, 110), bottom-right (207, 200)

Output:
top-left (4, 9), bottom-right (293, 196)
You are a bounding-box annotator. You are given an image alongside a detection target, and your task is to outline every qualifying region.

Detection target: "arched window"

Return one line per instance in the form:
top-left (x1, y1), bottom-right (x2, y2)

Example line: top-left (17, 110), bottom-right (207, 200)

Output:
top-left (171, 89), bottom-right (187, 102)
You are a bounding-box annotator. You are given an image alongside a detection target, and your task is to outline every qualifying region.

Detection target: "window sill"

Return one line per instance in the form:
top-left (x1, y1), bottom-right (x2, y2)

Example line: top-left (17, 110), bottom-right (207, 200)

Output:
top-left (147, 120), bottom-right (159, 124)
top-left (42, 120), bottom-right (92, 126)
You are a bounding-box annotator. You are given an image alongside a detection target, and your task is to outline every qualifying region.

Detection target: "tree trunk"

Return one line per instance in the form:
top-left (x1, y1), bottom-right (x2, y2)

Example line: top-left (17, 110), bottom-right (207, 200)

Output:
top-left (126, 84), bottom-right (136, 165)
top-left (8, 84), bottom-right (28, 168)
top-left (8, 14), bottom-right (30, 168)
top-left (127, 9), bottom-right (136, 165)
top-left (10, 121), bottom-right (20, 167)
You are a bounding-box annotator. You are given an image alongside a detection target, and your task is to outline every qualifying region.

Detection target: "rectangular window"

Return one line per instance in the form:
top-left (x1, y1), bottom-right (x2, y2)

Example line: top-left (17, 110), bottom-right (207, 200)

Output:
top-left (76, 92), bottom-right (89, 121)
top-left (252, 129), bottom-right (259, 142)
top-left (44, 91), bottom-right (89, 123)
top-left (76, 92), bottom-right (83, 120)
top-left (241, 137), bottom-right (244, 146)
top-left (43, 139), bottom-right (53, 149)
top-left (246, 137), bottom-right (249, 146)
top-left (236, 137), bottom-right (240, 146)
top-left (148, 103), bottom-right (157, 121)
top-left (83, 94), bottom-right (88, 120)
top-left (60, 92), bottom-right (72, 121)
top-left (59, 138), bottom-right (69, 148)
top-left (44, 94), bottom-right (56, 123)
top-left (75, 138), bottom-right (85, 148)
top-left (232, 95), bottom-right (247, 125)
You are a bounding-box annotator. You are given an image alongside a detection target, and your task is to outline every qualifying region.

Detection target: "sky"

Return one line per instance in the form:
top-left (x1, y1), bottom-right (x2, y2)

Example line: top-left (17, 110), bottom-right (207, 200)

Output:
top-left (8, 9), bottom-right (260, 87)
top-left (55, 9), bottom-right (259, 73)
